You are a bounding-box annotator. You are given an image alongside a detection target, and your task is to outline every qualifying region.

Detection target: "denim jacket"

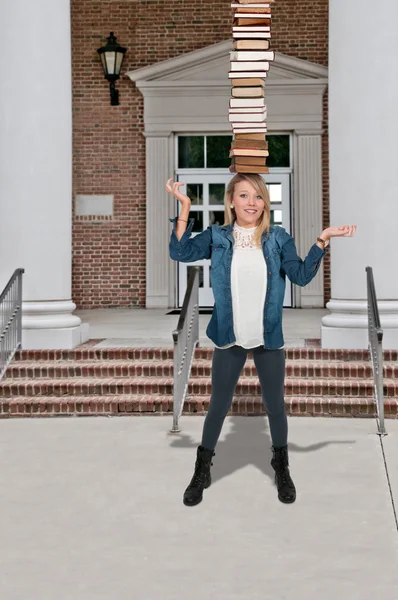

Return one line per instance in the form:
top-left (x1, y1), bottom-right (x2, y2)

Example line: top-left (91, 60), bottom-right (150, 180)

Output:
top-left (169, 217), bottom-right (327, 349)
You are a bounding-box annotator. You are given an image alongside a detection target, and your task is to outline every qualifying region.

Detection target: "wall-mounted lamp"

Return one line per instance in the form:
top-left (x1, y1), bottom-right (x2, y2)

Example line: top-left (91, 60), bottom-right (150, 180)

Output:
top-left (97, 32), bottom-right (127, 106)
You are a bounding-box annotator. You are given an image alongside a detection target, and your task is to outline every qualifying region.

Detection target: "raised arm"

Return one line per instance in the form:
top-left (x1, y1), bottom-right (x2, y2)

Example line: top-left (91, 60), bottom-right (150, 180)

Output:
top-left (165, 178), bottom-right (212, 263)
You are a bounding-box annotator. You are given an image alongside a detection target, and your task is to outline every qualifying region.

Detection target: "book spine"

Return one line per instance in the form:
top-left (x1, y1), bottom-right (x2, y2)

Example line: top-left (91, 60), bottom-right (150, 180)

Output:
top-left (229, 108), bottom-right (267, 114)
top-left (232, 127), bottom-right (268, 132)
top-left (230, 61), bottom-right (270, 71)
top-left (231, 2), bottom-right (272, 6)
top-left (233, 13), bottom-right (272, 18)
top-left (230, 51), bottom-right (275, 60)
top-left (229, 72), bottom-right (268, 78)
top-left (232, 26), bottom-right (271, 31)
top-left (232, 32), bottom-right (271, 38)
top-left (229, 98), bottom-right (267, 106)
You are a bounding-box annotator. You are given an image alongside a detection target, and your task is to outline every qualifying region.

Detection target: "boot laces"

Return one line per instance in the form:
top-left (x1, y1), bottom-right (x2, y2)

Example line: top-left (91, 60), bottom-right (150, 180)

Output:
top-left (278, 467), bottom-right (292, 487)
top-left (191, 459), bottom-right (212, 487)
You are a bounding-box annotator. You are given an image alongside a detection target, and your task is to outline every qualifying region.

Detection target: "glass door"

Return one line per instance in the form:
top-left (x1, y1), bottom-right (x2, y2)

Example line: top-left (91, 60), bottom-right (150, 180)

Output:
top-left (176, 172), bottom-right (292, 307)
top-left (177, 174), bottom-right (230, 307)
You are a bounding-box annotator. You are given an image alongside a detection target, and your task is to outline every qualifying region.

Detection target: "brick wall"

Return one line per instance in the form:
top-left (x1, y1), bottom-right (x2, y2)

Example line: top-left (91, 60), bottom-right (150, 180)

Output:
top-left (71, 0), bottom-right (329, 308)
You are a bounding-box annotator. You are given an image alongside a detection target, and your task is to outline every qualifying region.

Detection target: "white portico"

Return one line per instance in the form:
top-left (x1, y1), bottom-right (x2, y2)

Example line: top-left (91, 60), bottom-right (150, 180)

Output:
top-left (127, 40), bottom-right (328, 312)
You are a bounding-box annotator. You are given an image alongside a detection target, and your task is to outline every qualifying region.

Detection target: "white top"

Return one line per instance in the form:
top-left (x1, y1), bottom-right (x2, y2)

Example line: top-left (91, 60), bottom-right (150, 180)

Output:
top-left (215, 223), bottom-right (284, 350)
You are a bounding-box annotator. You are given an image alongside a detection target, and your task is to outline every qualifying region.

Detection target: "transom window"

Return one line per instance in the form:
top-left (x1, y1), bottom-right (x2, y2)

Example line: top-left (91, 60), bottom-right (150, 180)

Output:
top-left (178, 134), bottom-right (290, 169)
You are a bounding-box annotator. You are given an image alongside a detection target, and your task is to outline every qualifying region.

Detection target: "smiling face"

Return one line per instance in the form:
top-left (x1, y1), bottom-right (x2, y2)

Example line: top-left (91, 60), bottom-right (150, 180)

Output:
top-left (232, 179), bottom-right (265, 229)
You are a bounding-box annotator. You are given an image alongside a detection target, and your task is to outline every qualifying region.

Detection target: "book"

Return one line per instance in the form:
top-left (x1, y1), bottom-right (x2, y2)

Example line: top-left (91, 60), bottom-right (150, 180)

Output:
top-left (229, 164), bottom-right (270, 174)
top-left (230, 0), bottom-right (273, 172)
top-left (233, 12), bottom-right (271, 18)
top-left (231, 87), bottom-right (265, 98)
top-left (230, 158), bottom-right (268, 166)
top-left (230, 61), bottom-right (270, 71)
top-left (229, 113), bottom-right (267, 123)
top-left (230, 148), bottom-right (269, 157)
top-left (233, 157), bottom-right (269, 165)
top-left (233, 31), bottom-right (271, 38)
top-left (230, 97), bottom-right (266, 107)
top-left (233, 121), bottom-right (267, 126)
top-left (232, 126), bottom-right (268, 133)
top-left (234, 18), bottom-right (271, 27)
top-left (229, 107), bottom-right (267, 114)
top-left (229, 71), bottom-right (268, 78)
top-left (231, 139), bottom-right (268, 148)
top-left (233, 39), bottom-right (270, 49)
top-left (231, 77), bottom-right (265, 86)
top-left (230, 50), bottom-right (274, 61)
top-left (232, 1), bottom-right (273, 5)
top-left (233, 26), bottom-right (270, 31)
top-left (233, 7), bottom-right (271, 13)
top-left (234, 132), bottom-right (267, 140)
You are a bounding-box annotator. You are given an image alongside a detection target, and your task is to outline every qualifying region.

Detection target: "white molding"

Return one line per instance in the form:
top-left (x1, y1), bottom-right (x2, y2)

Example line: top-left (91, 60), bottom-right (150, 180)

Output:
top-left (321, 300), bottom-right (398, 350)
top-left (126, 40), bottom-right (328, 83)
top-left (135, 81), bottom-right (327, 92)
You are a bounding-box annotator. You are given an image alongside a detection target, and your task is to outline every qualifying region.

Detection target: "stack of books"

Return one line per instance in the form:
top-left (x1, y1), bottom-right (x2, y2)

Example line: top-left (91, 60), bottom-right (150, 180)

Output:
top-left (228, 0), bottom-right (275, 173)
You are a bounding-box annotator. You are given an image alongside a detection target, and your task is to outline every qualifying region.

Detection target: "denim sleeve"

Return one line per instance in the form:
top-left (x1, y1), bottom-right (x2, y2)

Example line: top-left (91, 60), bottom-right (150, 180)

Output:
top-left (169, 217), bottom-right (212, 262)
top-left (278, 227), bottom-right (326, 287)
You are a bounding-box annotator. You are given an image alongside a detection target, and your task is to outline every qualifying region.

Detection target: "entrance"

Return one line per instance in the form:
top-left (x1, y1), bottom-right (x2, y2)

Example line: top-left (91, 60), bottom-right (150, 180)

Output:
top-left (176, 172), bottom-right (292, 307)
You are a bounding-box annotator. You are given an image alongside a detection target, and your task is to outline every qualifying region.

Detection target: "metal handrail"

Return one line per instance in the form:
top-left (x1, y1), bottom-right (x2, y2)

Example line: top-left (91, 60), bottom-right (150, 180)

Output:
top-left (366, 266), bottom-right (385, 435)
top-left (0, 269), bottom-right (24, 382)
top-left (170, 267), bottom-right (200, 433)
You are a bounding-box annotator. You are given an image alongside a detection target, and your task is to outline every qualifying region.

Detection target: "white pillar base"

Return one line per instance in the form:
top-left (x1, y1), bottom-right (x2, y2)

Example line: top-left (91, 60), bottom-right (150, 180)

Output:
top-left (21, 301), bottom-right (90, 350)
top-left (22, 325), bottom-right (89, 350)
top-left (321, 300), bottom-right (398, 350)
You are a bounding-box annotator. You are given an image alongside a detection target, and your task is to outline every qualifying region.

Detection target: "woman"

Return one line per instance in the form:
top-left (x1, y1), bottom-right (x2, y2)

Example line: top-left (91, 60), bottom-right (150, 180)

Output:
top-left (167, 174), bottom-right (356, 507)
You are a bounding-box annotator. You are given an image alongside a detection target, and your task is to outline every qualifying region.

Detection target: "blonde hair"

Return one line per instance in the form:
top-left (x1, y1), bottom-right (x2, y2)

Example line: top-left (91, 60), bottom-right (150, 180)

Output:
top-left (224, 173), bottom-right (271, 247)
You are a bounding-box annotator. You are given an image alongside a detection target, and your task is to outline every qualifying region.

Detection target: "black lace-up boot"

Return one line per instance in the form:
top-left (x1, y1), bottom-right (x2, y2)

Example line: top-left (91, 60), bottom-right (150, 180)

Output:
top-left (271, 445), bottom-right (296, 504)
top-left (183, 445), bottom-right (215, 507)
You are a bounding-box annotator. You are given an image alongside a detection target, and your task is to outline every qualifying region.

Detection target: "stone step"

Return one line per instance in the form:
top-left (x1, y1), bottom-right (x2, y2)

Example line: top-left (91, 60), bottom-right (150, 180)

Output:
top-left (0, 376), bottom-right (397, 398)
top-left (1, 395), bottom-right (397, 418)
top-left (13, 347), bottom-right (398, 363)
top-left (4, 359), bottom-right (398, 380)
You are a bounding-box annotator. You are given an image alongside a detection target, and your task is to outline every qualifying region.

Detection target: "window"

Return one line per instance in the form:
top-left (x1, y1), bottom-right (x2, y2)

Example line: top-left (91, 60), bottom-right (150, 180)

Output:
top-left (177, 134), bottom-right (290, 169)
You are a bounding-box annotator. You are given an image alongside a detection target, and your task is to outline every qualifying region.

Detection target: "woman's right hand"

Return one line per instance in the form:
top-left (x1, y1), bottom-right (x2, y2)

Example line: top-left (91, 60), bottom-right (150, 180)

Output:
top-left (165, 178), bottom-right (191, 208)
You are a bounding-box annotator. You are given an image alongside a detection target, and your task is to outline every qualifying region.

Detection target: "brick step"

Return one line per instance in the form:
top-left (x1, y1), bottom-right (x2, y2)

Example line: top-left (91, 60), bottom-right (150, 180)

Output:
top-left (4, 359), bottom-right (398, 380)
top-left (1, 395), bottom-right (397, 418)
top-left (13, 347), bottom-right (398, 363)
top-left (1, 377), bottom-right (397, 398)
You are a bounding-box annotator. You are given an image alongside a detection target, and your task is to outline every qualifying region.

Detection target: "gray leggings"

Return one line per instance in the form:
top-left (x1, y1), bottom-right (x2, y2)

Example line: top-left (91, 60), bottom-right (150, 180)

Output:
top-left (201, 345), bottom-right (288, 451)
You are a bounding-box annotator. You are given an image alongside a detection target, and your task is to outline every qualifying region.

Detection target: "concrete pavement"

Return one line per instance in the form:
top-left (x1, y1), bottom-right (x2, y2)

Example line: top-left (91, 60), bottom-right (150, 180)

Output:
top-left (0, 415), bottom-right (397, 600)
top-left (75, 307), bottom-right (330, 348)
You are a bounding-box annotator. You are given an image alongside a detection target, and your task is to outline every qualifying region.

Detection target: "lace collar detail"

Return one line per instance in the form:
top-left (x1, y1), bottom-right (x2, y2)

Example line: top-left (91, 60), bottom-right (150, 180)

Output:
top-left (233, 222), bottom-right (259, 249)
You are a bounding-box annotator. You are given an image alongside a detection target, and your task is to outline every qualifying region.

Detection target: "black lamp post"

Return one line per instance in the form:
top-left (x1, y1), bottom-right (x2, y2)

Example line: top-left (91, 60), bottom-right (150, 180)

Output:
top-left (97, 32), bottom-right (127, 106)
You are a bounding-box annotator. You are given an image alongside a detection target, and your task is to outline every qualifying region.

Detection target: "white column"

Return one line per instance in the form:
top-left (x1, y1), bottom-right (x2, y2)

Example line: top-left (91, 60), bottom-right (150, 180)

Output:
top-left (323, 0), bottom-right (398, 349)
top-left (145, 133), bottom-right (174, 308)
top-left (294, 132), bottom-right (324, 307)
top-left (0, 0), bottom-right (88, 349)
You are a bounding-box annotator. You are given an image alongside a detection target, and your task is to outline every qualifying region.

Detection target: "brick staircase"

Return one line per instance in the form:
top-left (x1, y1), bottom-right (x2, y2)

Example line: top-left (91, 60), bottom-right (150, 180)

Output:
top-left (0, 345), bottom-right (397, 418)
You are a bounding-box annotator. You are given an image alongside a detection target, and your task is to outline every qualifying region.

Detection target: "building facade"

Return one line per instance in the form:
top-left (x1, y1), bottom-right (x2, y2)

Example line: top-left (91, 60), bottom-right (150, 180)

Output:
top-left (1, 0), bottom-right (397, 349)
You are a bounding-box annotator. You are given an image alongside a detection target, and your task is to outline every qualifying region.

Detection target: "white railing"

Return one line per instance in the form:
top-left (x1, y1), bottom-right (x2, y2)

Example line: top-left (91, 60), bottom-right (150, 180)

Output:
top-left (170, 267), bottom-right (200, 433)
top-left (0, 269), bottom-right (24, 382)
top-left (366, 266), bottom-right (385, 436)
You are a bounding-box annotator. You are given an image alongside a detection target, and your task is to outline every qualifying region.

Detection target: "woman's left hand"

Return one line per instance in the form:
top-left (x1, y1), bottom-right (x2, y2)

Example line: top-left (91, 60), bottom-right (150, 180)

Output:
top-left (322, 225), bottom-right (357, 241)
